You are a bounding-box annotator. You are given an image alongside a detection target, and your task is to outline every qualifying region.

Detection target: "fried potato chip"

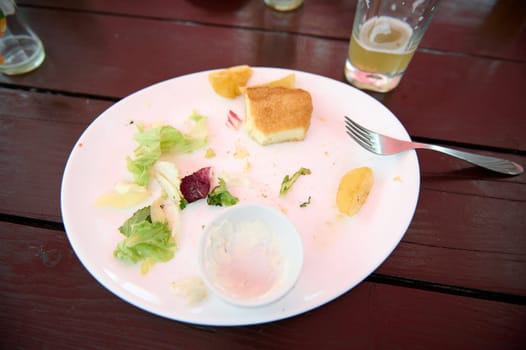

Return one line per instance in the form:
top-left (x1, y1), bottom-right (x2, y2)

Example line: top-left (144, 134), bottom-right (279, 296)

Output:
top-left (336, 167), bottom-right (374, 216)
top-left (208, 65), bottom-right (253, 98)
top-left (258, 73), bottom-right (295, 88)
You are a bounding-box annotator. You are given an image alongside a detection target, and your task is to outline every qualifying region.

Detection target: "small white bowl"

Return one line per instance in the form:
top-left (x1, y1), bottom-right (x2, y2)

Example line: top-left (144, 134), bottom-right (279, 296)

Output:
top-left (199, 203), bottom-right (303, 307)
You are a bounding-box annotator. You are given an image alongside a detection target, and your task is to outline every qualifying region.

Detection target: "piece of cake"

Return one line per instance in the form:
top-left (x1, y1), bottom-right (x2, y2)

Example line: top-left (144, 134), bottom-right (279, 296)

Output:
top-left (243, 86), bottom-right (313, 145)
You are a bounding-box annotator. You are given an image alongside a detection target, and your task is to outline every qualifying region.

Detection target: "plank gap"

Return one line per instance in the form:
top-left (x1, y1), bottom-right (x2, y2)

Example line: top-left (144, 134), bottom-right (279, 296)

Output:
top-left (367, 273), bottom-right (526, 305)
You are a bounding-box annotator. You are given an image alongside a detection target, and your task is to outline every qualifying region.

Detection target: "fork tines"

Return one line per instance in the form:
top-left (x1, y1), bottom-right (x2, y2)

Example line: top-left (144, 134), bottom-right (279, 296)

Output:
top-left (344, 116), bottom-right (375, 152)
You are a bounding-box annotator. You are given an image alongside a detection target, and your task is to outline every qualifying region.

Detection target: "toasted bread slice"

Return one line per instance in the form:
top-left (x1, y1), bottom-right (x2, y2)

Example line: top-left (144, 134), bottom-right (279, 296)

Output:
top-left (243, 86), bottom-right (313, 145)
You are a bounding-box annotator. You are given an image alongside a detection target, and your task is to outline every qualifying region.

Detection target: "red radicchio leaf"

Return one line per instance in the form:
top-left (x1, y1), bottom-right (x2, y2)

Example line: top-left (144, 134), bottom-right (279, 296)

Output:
top-left (226, 110), bottom-right (243, 130)
top-left (180, 167), bottom-right (212, 203)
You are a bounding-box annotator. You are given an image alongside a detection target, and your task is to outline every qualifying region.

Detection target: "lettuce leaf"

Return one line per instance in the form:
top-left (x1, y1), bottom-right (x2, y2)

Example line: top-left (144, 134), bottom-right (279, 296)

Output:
top-left (175, 112), bottom-right (208, 153)
top-left (153, 161), bottom-right (183, 206)
top-left (114, 206), bottom-right (176, 271)
top-left (126, 112), bottom-right (208, 186)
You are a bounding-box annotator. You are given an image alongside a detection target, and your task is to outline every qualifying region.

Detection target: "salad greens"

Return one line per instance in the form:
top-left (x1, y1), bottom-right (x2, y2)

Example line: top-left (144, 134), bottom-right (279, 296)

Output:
top-left (107, 111), bottom-right (246, 273)
top-left (154, 161), bottom-right (185, 208)
top-left (126, 112), bottom-right (208, 186)
top-left (114, 206), bottom-right (175, 274)
top-left (207, 178), bottom-right (239, 206)
top-left (280, 167), bottom-right (311, 196)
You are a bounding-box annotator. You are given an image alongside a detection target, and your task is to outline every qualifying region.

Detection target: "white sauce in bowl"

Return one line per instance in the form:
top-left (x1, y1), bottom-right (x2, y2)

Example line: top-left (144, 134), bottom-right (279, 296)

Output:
top-left (200, 204), bottom-right (303, 307)
top-left (204, 219), bottom-right (283, 299)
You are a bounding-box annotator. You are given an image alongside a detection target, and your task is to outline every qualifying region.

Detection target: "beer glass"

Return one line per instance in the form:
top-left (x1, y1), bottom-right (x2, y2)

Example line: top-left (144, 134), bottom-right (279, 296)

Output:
top-left (344, 0), bottom-right (439, 92)
top-left (0, 0), bottom-right (45, 75)
top-left (264, 0), bottom-right (304, 12)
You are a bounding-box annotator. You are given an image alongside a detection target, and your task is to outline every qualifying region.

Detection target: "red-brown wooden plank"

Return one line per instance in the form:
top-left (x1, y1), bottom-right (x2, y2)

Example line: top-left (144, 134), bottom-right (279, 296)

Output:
top-left (1, 8), bottom-right (525, 150)
top-left (1, 2), bottom-right (524, 348)
top-left (1, 222), bottom-right (525, 349)
top-left (18, 0), bottom-right (526, 61)
top-left (378, 52), bottom-right (526, 151)
top-left (0, 89), bottom-right (112, 221)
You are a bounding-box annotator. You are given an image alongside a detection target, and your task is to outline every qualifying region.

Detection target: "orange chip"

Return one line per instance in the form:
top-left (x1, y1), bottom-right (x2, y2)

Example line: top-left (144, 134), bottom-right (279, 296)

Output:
top-left (336, 167), bottom-right (374, 216)
top-left (208, 65), bottom-right (253, 98)
top-left (256, 73), bottom-right (296, 88)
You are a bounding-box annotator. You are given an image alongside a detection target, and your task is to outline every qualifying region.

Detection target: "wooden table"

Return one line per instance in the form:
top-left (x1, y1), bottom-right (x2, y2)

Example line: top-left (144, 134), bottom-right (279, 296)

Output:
top-left (1, 0), bottom-right (525, 348)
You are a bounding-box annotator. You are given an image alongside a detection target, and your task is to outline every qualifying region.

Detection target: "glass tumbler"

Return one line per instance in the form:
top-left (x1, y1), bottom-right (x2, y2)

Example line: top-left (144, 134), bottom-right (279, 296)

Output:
top-left (264, 0), bottom-right (304, 12)
top-left (0, 0), bottom-right (45, 75)
top-left (344, 0), bottom-right (439, 92)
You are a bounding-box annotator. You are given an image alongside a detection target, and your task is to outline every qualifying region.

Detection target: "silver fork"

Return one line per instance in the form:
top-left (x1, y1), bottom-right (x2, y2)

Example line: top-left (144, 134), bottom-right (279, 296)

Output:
top-left (344, 116), bottom-right (523, 176)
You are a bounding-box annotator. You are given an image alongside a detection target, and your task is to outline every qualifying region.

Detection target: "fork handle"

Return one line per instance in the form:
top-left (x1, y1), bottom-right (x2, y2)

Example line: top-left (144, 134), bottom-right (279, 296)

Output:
top-left (411, 142), bottom-right (523, 175)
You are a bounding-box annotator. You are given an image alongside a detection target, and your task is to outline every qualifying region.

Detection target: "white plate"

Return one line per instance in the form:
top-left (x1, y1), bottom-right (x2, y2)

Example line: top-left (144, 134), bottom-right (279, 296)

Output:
top-left (61, 67), bottom-right (420, 326)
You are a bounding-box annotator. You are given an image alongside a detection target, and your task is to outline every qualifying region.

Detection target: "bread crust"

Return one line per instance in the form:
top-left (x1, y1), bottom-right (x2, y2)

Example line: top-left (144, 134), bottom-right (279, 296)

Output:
top-left (244, 86), bottom-right (313, 145)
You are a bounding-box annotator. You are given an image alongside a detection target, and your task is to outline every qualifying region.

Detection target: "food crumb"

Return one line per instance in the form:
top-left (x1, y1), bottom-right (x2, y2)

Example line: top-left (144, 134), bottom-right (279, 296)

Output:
top-left (393, 176), bottom-right (403, 182)
top-left (78, 143), bottom-right (83, 148)
top-left (244, 160), bottom-right (251, 172)
top-left (233, 140), bottom-right (249, 159)
top-left (300, 196), bottom-right (312, 208)
top-left (170, 276), bottom-right (208, 306)
top-left (205, 147), bottom-right (216, 158)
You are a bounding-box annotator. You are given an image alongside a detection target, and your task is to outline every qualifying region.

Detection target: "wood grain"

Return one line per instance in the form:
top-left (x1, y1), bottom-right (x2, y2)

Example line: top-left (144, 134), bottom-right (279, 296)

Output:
top-left (1, 222), bottom-right (525, 350)
top-left (18, 0), bottom-right (526, 61)
top-left (1, 2), bottom-right (525, 348)
top-left (1, 8), bottom-right (524, 150)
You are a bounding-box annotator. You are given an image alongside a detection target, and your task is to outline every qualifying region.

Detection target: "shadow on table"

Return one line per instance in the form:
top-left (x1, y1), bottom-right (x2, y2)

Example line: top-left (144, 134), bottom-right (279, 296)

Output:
top-left (185, 0), bottom-right (250, 12)
top-left (422, 167), bottom-right (515, 179)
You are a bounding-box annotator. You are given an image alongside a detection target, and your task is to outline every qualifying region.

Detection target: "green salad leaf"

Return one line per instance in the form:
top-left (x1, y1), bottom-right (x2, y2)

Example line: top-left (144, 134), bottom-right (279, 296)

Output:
top-left (118, 206), bottom-right (151, 236)
top-left (280, 167), bottom-right (311, 196)
top-left (154, 161), bottom-right (184, 207)
top-left (176, 112), bottom-right (209, 153)
top-left (126, 112), bottom-right (208, 186)
top-left (114, 206), bottom-right (176, 272)
top-left (207, 178), bottom-right (239, 206)
top-left (300, 196), bottom-right (312, 208)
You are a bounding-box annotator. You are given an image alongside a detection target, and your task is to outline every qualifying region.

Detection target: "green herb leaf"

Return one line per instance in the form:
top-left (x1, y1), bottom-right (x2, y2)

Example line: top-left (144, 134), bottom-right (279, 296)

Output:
top-left (207, 178), bottom-right (239, 206)
top-left (280, 167), bottom-right (311, 196)
top-left (179, 197), bottom-right (188, 210)
top-left (300, 196), bottom-right (312, 208)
